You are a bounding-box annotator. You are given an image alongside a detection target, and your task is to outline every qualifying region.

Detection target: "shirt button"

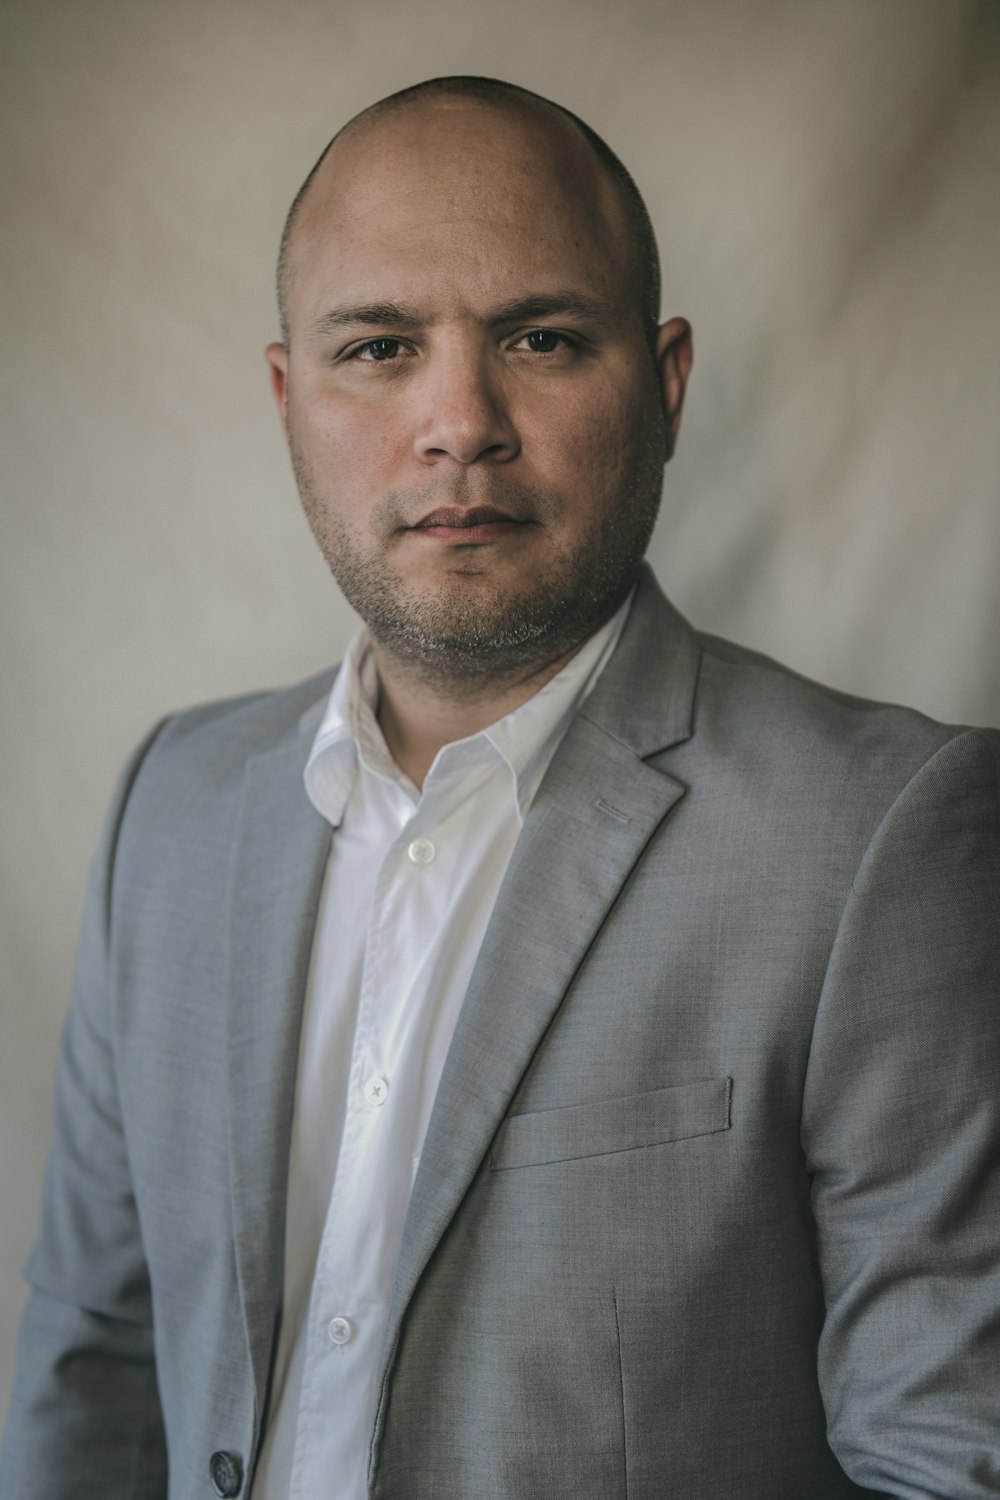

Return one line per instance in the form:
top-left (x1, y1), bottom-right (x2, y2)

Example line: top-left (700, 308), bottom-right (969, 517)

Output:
top-left (364, 1074), bottom-right (389, 1107)
top-left (327, 1316), bottom-right (353, 1346)
top-left (407, 836), bottom-right (436, 865)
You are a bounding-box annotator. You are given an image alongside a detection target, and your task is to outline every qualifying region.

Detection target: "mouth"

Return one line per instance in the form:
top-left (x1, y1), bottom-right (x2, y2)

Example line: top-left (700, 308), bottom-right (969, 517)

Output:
top-left (405, 506), bottom-right (532, 545)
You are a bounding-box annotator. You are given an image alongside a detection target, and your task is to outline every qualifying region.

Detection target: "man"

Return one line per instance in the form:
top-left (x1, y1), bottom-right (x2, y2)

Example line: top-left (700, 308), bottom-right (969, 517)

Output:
top-left (1, 75), bottom-right (998, 1500)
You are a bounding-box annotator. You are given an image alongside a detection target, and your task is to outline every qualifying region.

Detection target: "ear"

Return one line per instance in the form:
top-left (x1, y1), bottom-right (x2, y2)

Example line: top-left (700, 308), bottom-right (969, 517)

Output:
top-left (654, 317), bottom-right (693, 458)
top-left (265, 342), bottom-right (290, 443)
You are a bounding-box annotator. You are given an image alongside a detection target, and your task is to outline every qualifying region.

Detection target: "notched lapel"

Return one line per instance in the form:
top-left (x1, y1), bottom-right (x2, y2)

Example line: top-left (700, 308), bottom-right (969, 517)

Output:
top-left (224, 730), bottom-right (332, 1425)
top-left (373, 709), bottom-right (689, 1449)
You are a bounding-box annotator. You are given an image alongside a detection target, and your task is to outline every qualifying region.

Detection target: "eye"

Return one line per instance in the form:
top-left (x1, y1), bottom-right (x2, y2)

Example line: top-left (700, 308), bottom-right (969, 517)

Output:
top-left (354, 337), bottom-right (404, 362)
top-left (512, 328), bottom-right (575, 357)
top-left (518, 328), bottom-right (569, 354)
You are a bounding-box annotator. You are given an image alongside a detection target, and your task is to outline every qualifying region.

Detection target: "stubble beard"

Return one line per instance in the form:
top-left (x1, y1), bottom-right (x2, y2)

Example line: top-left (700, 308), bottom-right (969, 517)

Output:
top-left (292, 421), bottom-right (666, 694)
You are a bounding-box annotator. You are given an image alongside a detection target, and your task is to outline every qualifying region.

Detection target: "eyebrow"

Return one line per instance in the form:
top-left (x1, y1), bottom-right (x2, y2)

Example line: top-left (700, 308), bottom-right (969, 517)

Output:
top-left (307, 292), bottom-right (615, 341)
top-left (308, 302), bottom-right (423, 339)
top-left (487, 293), bottom-right (614, 324)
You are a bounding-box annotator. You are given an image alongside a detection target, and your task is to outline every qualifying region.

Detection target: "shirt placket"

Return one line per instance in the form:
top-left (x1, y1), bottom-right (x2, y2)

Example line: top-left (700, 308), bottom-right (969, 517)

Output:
top-left (290, 777), bottom-right (453, 1497)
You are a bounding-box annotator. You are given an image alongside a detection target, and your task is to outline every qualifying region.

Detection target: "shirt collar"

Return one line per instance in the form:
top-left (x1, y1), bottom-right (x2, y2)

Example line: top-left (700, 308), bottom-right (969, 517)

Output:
top-left (304, 593), bottom-right (633, 828)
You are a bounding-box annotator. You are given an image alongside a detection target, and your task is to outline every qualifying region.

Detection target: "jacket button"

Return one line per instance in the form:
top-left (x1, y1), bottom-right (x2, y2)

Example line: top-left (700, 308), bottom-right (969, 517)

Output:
top-left (209, 1450), bottom-right (243, 1497)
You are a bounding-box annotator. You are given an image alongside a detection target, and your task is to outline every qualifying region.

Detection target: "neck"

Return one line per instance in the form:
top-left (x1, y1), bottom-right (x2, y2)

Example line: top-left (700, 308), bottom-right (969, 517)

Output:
top-left (373, 643), bottom-right (581, 789)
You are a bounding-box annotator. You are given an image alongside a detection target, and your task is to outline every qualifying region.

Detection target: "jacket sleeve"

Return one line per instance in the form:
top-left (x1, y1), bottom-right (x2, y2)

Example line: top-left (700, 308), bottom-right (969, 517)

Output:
top-left (803, 727), bottom-right (1000, 1498)
top-left (0, 725), bottom-right (170, 1500)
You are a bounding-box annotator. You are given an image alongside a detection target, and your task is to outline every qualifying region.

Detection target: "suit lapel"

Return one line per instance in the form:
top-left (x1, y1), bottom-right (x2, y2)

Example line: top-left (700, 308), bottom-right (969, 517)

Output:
top-left (224, 720), bottom-right (333, 1421)
top-left (374, 570), bottom-right (702, 1431)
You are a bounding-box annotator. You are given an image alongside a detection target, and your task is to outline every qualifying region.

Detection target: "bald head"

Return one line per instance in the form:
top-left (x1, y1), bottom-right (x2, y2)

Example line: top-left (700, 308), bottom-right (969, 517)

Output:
top-left (275, 76), bottom-right (661, 347)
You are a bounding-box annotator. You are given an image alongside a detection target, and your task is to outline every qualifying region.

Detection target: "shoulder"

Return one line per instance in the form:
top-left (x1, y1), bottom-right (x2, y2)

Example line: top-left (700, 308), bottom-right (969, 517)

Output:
top-left (140, 664), bottom-right (337, 776)
top-left (101, 665), bottom-right (339, 856)
top-left (618, 569), bottom-right (997, 793)
top-left (684, 627), bottom-right (998, 836)
top-left (150, 664), bottom-right (338, 764)
top-left (695, 627), bottom-right (957, 743)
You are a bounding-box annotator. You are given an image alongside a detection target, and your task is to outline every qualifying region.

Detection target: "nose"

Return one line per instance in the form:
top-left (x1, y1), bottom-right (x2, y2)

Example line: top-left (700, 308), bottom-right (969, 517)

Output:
top-left (413, 348), bottom-right (520, 466)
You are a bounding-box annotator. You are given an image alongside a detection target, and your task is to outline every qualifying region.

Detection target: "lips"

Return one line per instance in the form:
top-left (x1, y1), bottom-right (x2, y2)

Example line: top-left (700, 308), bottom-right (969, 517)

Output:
top-left (405, 505), bottom-right (531, 544)
top-left (410, 506), bottom-right (524, 530)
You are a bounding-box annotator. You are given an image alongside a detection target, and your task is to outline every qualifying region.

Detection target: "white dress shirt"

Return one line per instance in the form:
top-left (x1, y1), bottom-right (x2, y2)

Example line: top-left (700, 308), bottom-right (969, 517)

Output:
top-left (252, 598), bottom-right (630, 1499)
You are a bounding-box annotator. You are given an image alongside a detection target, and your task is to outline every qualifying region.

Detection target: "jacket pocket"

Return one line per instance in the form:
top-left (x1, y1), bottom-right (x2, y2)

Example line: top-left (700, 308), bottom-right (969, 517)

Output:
top-left (490, 1077), bottom-right (732, 1171)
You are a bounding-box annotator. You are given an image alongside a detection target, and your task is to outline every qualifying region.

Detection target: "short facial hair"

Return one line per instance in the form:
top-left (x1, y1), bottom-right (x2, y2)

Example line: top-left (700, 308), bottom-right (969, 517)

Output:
top-left (292, 415), bottom-right (666, 694)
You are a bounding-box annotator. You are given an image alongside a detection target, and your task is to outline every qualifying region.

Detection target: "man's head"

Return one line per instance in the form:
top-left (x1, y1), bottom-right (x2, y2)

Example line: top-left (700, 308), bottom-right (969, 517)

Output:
top-left (276, 78), bottom-right (663, 352)
top-left (267, 77), bottom-right (693, 691)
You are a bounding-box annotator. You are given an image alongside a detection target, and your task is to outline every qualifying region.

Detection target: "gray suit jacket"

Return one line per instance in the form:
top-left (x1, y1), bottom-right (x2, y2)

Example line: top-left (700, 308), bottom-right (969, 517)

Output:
top-left (3, 569), bottom-right (999, 1499)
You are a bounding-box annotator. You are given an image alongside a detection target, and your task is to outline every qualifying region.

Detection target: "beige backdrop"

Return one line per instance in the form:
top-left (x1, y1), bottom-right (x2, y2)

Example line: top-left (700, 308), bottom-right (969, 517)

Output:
top-left (2, 0), bottom-right (998, 1419)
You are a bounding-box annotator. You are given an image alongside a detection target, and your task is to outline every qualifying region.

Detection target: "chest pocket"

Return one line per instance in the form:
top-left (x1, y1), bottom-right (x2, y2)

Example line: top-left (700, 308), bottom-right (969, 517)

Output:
top-left (490, 1077), bottom-right (732, 1171)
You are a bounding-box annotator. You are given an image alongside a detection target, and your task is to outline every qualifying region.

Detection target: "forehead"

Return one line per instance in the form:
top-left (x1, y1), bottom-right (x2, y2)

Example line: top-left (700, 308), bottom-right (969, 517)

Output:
top-left (287, 98), bottom-right (633, 318)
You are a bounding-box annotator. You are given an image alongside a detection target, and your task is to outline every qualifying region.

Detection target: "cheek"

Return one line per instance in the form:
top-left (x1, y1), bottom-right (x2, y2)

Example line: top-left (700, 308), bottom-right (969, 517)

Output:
top-left (294, 387), bottom-right (410, 479)
top-left (523, 382), bottom-right (649, 489)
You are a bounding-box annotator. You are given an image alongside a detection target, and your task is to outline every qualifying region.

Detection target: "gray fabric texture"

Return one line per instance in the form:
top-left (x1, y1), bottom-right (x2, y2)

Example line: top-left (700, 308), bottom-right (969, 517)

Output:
top-left (1, 567), bottom-right (998, 1499)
